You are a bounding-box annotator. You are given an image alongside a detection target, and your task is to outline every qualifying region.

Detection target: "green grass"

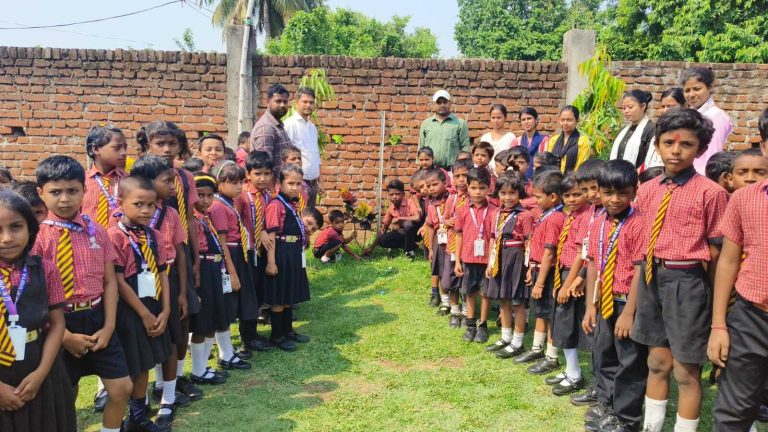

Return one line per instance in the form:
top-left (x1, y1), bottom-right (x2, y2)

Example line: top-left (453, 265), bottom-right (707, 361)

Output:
top-left (74, 253), bottom-right (757, 431)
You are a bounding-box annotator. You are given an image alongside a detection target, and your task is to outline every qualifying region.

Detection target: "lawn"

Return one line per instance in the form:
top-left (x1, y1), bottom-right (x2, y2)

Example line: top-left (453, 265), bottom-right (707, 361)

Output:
top-left (75, 253), bottom-right (751, 431)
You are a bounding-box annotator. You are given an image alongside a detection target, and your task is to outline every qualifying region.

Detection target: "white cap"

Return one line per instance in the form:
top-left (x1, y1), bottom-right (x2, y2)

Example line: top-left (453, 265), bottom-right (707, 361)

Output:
top-left (432, 90), bottom-right (451, 102)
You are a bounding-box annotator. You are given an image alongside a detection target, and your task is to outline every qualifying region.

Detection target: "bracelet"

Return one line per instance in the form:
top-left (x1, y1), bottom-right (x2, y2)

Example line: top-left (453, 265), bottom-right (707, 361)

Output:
top-left (711, 325), bottom-right (728, 331)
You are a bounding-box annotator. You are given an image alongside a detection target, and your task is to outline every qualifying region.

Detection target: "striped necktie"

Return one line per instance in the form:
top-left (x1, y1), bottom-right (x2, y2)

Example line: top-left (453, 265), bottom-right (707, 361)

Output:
top-left (645, 187), bottom-right (673, 284)
top-left (448, 195), bottom-right (467, 254)
top-left (554, 214), bottom-right (573, 291)
top-left (600, 219), bottom-right (619, 319)
top-left (174, 173), bottom-right (189, 242)
top-left (57, 228), bottom-right (75, 299)
top-left (97, 175), bottom-right (110, 228)
top-left (0, 267), bottom-right (15, 366)
top-left (138, 231), bottom-right (162, 300)
top-left (238, 217), bottom-right (249, 258)
top-left (298, 192), bottom-right (306, 213)
top-left (490, 210), bottom-right (509, 277)
top-left (253, 193), bottom-right (263, 248)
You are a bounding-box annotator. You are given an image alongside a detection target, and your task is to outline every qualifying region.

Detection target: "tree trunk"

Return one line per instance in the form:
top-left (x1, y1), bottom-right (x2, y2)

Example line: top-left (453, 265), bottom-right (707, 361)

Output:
top-left (262, 0), bottom-right (272, 41)
top-left (238, 0), bottom-right (257, 135)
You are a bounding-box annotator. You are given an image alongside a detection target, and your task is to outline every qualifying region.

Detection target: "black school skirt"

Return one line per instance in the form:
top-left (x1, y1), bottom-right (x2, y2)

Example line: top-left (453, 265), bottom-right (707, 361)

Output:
top-left (166, 263), bottom-right (184, 345)
top-left (116, 275), bottom-right (172, 377)
top-left (0, 338), bottom-right (77, 432)
top-left (190, 258), bottom-right (235, 334)
top-left (263, 240), bottom-right (310, 305)
top-left (486, 245), bottom-right (526, 301)
top-left (230, 246), bottom-right (259, 321)
top-left (181, 243), bottom-right (201, 315)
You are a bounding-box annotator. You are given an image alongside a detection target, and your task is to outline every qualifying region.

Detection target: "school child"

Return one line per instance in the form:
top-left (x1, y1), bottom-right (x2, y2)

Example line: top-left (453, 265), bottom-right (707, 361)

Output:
top-left (443, 158), bottom-right (472, 326)
top-left (235, 132), bottom-right (251, 168)
top-left (301, 207), bottom-right (323, 238)
top-left (0, 189), bottom-right (76, 432)
top-left (83, 126), bottom-right (128, 229)
top-left (472, 141), bottom-right (496, 188)
top-left (108, 176), bottom-right (174, 431)
top-left (33, 155), bottom-right (131, 432)
top-left (581, 160), bottom-right (648, 432)
top-left (0, 166), bottom-right (13, 188)
top-left (361, 179), bottom-right (422, 256)
top-left (129, 156), bottom-right (202, 410)
top-left (197, 134), bottom-right (226, 174)
top-left (208, 160), bottom-right (255, 368)
top-left (181, 158), bottom-right (204, 173)
top-left (729, 148), bottom-right (768, 190)
top-left (632, 109), bottom-right (729, 432)
top-left (515, 171), bottom-right (566, 370)
top-left (314, 210), bottom-right (361, 262)
top-left (493, 149), bottom-right (512, 178)
top-left (423, 168), bottom-right (452, 310)
top-left (236, 150), bottom-right (275, 351)
top-left (709, 156), bottom-right (768, 430)
top-left (281, 146), bottom-right (310, 212)
top-left (264, 164), bottom-right (312, 351)
top-left (456, 151), bottom-right (472, 163)
top-left (484, 172), bottom-right (534, 357)
top-left (453, 167), bottom-right (497, 343)
top-left (224, 148), bottom-right (236, 162)
top-left (411, 171), bottom-right (430, 260)
top-left (533, 151), bottom-right (560, 173)
top-left (11, 181), bottom-right (47, 224)
top-left (638, 166), bottom-right (664, 185)
top-left (704, 150), bottom-right (737, 193)
top-left (542, 173), bottom-right (591, 391)
top-left (417, 147), bottom-right (452, 189)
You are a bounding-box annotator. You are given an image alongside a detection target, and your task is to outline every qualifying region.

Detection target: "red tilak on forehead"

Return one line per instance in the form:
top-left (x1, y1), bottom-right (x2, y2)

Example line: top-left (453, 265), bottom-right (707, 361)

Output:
top-left (671, 132), bottom-right (681, 142)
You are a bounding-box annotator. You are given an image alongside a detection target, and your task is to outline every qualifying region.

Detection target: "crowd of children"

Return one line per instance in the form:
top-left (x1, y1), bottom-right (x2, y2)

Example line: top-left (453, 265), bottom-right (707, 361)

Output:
top-left (1, 101), bottom-right (768, 432)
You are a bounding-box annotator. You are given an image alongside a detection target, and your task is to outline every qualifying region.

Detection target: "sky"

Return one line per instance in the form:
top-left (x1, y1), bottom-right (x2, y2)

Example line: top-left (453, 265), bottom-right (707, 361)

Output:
top-left (1, 0), bottom-right (460, 57)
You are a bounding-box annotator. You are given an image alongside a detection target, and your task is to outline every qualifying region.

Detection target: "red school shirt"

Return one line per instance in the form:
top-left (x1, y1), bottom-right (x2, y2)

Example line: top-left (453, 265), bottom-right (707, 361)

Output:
top-left (108, 224), bottom-right (168, 279)
top-left (32, 212), bottom-right (119, 303)
top-left (193, 211), bottom-right (210, 253)
top-left (209, 196), bottom-right (248, 246)
top-left (151, 201), bottom-right (186, 263)
top-left (491, 206), bottom-right (535, 243)
top-left (82, 166), bottom-right (125, 228)
top-left (0, 258), bottom-right (67, 309)
top-left (528, 206), bottom-right (566, 264)
top-left (236, 184), bottom-right (271, 248)
top-left (313, 226), bottom-right (344, 250)
top-left (587, 208), bottom-right (646, 296)
top-left (381, 198), bottom-right (421, 231)
top-left (455, 201), bottom-right (498, 265)
top-left (443, 191), bottom-right (469, 255)
top-left (558, 205), bottom-right (591, 268)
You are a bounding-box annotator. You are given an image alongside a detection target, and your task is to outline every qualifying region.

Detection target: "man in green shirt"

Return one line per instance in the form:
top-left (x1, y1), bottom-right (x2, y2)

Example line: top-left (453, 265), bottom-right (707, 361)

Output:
top-left (419, 90), bottom-right (471, 169)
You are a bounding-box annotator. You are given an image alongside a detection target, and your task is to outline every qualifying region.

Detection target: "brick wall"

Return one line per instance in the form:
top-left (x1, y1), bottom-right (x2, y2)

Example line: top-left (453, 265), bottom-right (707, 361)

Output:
top-left (0, 47), bottom-right (227, 176)
top-left (254, 55), bottom-right (567, 208)
top-left (612, 61), bottom-right (768, 149)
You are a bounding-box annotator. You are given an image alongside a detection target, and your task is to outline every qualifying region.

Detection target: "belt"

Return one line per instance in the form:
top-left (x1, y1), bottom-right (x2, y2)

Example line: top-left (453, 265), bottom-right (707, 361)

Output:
top-left (503, 240), bottom-right (524, 248)
top-left (529, 262), bottom-right (541, 269)
top-left (20, 329), bottom-right (40, 344)
top-left (559, 266), bottom-right (571, 271)
top-left (226, 242), bottom-right (241, 247)
top-left (277, 235), bottom-right (299, 243)
top-left (613, 294), bottom-right (627, 303)
top-left (65, 297), bottom-right (103, 313)
top-left (199, 254), bottom-right (223, 263)
top-left (653, 259), bottom-right (700, 269)
top-left (166, 258), bottom-right (175, 265)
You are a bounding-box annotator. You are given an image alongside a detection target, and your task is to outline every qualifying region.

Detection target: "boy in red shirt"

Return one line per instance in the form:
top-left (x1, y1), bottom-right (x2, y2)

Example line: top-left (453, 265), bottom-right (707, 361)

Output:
top-left (362, 179), bottom-right (422, 256)
top-left (454, 167), bottom-right (497, 342)
top-left (423, 168), bottom-right (452, 313)
top-left (633, 109), bottom-right (728, 432)
top-left (82, 126), bottom-right (127, 229)
top-left (313, 210), bottom-right (360, 262)
top-left (443, 159), bottom-right (472, 327)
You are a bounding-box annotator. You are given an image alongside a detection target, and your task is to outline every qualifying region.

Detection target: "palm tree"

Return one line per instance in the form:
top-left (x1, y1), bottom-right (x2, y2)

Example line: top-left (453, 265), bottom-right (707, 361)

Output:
top-left (198, 0), bottom-right (321, 40)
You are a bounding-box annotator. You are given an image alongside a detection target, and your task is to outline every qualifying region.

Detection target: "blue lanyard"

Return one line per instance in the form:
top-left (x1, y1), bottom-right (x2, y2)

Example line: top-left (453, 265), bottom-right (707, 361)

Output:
top-left (598, 208), bottom-right (634, 272)
top-left (43, 215), bottom-right (98, 247)
top-left (118, 222), bottom-right (152, 269)
top-left (215, 195), bottom-right (250, 246)
top-left (149, 206), bottom-right (162, 229)
top-left (277, 194), bottom-right (306, 246)
top-left (537, 204), bottom-right (563, 225)
top-left (0, 265), bottom-right (29, 320)
top-left (94, 174), bottom-right (118, 209)
top-left (199, 217), bottom-right (226, 272)
top-left (246, 191), bottom-right (269, 240)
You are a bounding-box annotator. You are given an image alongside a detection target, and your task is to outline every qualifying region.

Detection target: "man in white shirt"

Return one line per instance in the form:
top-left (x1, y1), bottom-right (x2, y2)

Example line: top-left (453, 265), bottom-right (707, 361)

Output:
top-left (284, 87), bottom-right (321, 208)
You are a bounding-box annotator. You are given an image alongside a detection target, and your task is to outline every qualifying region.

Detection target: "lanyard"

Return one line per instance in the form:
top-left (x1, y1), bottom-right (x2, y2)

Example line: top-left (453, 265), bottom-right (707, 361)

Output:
top-left (118, 222), bottom-right (152, 269)
top-left (434, 196), bottom-right (447, 225)
top-left (598, 208), bottom-right (633, 272)
top-left (494, 207), bottom-right (518, 237)
top-left (246, 190), bottom-right (269, 236)
top-left (469, 205), bottom-right (488, 238)
top-left (215, 195), bottom-right (250, 246)
top-left (276, 194), bottom-right (306, 246)
top-left (0, 265), bottom-right (29, 321)
top-left (43, 216), bottom-right (98, 247)
top-left (148, 206), bottom-right (162, 229)
top-left (537, 204), bottom-right (563, 225)
top-left (200, 217), bottom-right (226, 272)
top-left (94, 174), bottom-right (118, 209)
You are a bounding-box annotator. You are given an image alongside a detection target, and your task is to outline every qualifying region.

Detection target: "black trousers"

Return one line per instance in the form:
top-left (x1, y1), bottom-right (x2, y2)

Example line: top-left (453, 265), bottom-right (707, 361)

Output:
top-left (714, 297), bottom-right (768, 431)
top-left (379, 221), bottom-right (420, 252)
top-left (593, 301), bottom-right (648, 428)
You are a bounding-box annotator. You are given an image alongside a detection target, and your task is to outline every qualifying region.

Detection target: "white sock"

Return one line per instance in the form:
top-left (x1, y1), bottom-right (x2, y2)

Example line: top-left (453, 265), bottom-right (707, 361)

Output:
top-left (101, 428), bottom-right (121, 432)
top-left (501, 327), bottom-right (512, 342)
top-left (643, 397), bottom-right (668, 432)
top-left (320, 255), bottom-right (331, 263)
top-left (177, 359), bottom-right (185, 377)
top-left (204, 337), bottom-right (214, 357)
top-left (450, 304), bottom-right (460, 314)
top-left (441, 294), bottom-right (450, 307)
top-left (674, 414), bottom-right (699, 432)
top-left (215, 330), bottom-right (236, 361)
top-left (190, 342), bottom-right (207, 377)
top-left (545, 344), bottom-right (558, 359)
top-left (512, 332), bottom-right (524, 348)
top-left (161, 379), bottom-right (176, 404)
top-left (532, 331), bottom-right (546, 352)
top-left (564, 348), bottom-right (581, 379)
top-left (154, 364), bottom-right (164, 386)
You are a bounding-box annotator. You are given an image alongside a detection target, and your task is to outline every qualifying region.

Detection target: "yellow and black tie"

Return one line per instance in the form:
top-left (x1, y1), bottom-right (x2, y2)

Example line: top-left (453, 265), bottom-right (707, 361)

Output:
top-left (238, 218), bottom-right (249, 258)
top-left (97, 176), bottom-right (110, 228)
top-left (175, 174), bottom-right (189, 242)
top-left (448, 196), bottom-right (467, 254)
top-left (0, 267), bottom-right (15, 366)
top-left (490, 211), bottom-right (509, 277)
top-left (554, 214), bottom-right (573, 291)
top-left (600, 219), bottom-right (619, 319)
top-left (139, 231), bottom-right (162, 300)
top-left (645, 187), bottom-right (673, 285)
top-left (57, 228), bottom-right (75, 299)
top-left (298, 192), bottom-right (306, 213)
top-left (253, 195), bottom-right (264, 243)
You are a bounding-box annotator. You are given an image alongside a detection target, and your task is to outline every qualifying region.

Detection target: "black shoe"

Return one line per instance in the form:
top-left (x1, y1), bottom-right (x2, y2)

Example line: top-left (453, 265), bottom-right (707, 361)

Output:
top-left (544, 373), bottom-right (566, 386)
top-left (552, 375), bottom-right (586, 396)
top-left (236, 348), bottom-right (253, 360)
top-left (286, 331), bottom-right (310, 343)
top-left (527, 356), bottom-right (560, 375)
top-left (585, 402), bottom-right (611, 423)
top-left (404, 251), bottom-right (415, 259)
top-left (585, 414), bottom-right (618, 432)
top-left (486, 339), bottom-right (509, 352)
top-left (514, 349), bottom-right (544, 364)
top-left (190, 369), bottom-right (226, 385)
top-left (496, 344), bottom-right (525, 359)
top-left (123, 417), bottom-right (160, 432)
top-left (257, 309), bottom-right (271, 325)
top-left (758, 404), bottom-right (768, 423)
top-left (271, 338), bottom-right (297, 352)
top-left (154, 404), bottom-right (175, 431)
top-left (570, 386), bottom-right (598, 406)
top-left (448, 314), bottom-right (461, 328)
top-left (429, 293), bottom-right (440, 307)
top-left (218, 355), bottom-right (251, 370)
top-left (463, 327), bottom-right (477, 342)
top-left (208, 367), bottom-right (228, 378)
top-left (244, 338), bottom-right (275, 352)
top-left (601, 418), bottom-right (636, 432)
top-left (93, 388), bottom-right (108, 413)
top-left (176, 376), bottom-right (203, 401)
top-left (436, 305), bottom-right (450, 316)
top-left (460, 316), bottom-right (468, 328)
top-left (474, 326), bottom-right (489, 343)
